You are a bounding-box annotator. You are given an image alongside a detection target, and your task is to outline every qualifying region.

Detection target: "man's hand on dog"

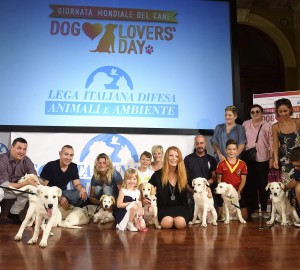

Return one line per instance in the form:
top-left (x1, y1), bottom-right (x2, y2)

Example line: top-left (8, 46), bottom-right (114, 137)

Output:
top-left (25, 177), bottom-right (39, 187)
top-left (59, 196), bottom-right (69, 209)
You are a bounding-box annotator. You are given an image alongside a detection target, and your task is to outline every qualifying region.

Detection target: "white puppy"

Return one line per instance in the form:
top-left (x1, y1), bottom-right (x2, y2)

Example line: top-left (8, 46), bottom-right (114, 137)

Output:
top-left (139, 182), bottom-right (161, 229)
top-left (60, 207), bottom-right (90, 228)
top-left (13, 175), bottom-right (57, 241)
top-left (13, 185), bottom-right (62, 247)
top-left (93, 194), bottom-right (116, 224)
top-left (189, 177), bottom-right (217, 227)
top-left (265, 182), bottom-right (300, 226)
top-left (215, 182), bottom-right (246, 224)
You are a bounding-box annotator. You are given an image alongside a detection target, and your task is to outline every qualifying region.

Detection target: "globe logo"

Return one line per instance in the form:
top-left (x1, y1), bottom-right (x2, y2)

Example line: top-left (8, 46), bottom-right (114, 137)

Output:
top-left (85, 66), bottom-right (133, 91)
top-left (79, 134), bottom-right (138, 179)
top-left (0, 143), bottom-right (8, 154)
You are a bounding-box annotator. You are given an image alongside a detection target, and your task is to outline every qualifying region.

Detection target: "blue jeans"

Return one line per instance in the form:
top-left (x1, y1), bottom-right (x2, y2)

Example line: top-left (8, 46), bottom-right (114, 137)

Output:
top-left (62, 190), bottom-right (83, 206)
top-left (94, 185), bottom-right (113, 199)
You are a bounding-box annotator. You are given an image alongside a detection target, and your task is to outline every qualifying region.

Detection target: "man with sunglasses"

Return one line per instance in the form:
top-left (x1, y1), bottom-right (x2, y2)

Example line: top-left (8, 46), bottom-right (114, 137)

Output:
top-left (289, 146), bottom-right (300, 227)
top-left (0, 137), bottom-right (37, 223)
top-left (242, 104), bottom-right (273, 220)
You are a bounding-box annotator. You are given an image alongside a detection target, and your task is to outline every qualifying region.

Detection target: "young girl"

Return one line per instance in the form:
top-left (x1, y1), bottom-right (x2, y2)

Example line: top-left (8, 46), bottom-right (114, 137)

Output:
top-left (115, 168), bottom-right (146, 232)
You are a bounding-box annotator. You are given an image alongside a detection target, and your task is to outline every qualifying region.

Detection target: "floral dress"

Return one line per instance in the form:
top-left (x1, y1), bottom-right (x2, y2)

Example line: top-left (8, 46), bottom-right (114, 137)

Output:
top-left (278, 124), bottom-right (300, 215)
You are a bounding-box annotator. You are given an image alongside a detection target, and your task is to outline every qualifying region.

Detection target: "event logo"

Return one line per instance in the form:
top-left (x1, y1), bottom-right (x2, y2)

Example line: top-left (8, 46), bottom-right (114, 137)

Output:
top-left (49, 5), bottom-right (177, 54)
top-left (78, 134), bottom-right (138, 182)
top-left (0, 143), bottom-right (8, 154)
top-left (85, 66), bottom-right (133, 91)
top-left (45, 65), bottom-right (178, 117)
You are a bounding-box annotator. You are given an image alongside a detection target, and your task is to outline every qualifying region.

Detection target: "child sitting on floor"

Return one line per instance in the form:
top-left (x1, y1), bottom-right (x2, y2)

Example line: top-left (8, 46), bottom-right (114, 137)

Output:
top-left (115, 168), bottom-right (147, 231)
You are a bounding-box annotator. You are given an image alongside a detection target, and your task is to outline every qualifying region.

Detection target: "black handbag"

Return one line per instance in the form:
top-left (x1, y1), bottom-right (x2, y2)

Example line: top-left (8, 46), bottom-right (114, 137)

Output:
top-left (241, 124), bottom-right (263, 161)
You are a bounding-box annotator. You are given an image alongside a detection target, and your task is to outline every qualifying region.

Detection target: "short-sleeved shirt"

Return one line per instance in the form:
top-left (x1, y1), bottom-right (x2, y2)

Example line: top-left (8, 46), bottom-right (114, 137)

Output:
top-left (216, 159), bottom-right (247, 191)
top-left (91, 170), bottom-right (123, 199)
top-left (184, 152), bottom-right (217, 187)
top-left (0, 151), bottom-right (37, 184)
top-left (137, 167), bottom-right (154, 186)
top-left (242, 119), bottom-right (273, 162)
top-left (211, 123), bottom-right (247, 159)
top-left (40, 159), bottom-right (79, 190)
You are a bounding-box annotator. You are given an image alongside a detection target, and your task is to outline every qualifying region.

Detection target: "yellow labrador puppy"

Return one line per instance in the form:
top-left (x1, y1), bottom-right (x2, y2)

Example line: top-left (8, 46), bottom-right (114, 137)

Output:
top-left (265, 182), bottom-right (300, 226)
top-left (189, 177), bottom-right (217, 227)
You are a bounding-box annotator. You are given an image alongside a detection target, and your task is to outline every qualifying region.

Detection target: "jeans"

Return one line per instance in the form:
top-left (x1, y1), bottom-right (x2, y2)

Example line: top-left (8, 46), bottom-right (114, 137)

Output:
top-left (94, 185), bottom-right (113, 199)
top-left (62, 189), bottom-right (83, 206)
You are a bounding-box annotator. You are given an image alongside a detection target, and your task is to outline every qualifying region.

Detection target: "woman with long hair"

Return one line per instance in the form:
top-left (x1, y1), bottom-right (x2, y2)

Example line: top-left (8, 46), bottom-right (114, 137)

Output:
top-left (89, 153), bottom-right (123, 205)
top-left (272, 98), bottom-right (300, 215)
top-left (149, 146), bottom-right (189, 229)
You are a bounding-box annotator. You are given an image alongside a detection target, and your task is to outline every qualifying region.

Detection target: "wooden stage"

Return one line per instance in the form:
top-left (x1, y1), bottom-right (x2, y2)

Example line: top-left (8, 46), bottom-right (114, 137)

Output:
top-left (0, 215), bottom-right (299, 270)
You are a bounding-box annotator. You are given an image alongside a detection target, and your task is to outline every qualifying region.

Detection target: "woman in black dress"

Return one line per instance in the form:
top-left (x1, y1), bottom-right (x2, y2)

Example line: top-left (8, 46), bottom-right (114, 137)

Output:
top-left (149, 146), bottom-right (189, 229)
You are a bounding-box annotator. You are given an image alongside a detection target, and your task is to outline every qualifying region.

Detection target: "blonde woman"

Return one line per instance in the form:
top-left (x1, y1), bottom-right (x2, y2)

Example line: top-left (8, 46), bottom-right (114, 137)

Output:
top-left (89, 153), bottom-right (123, 205)
top-left (150, 145), bottom-right (164, 171)
top-left (211, 105), bottom-right (246, 162)
top-left (149, 146), bottom-right (189, 229)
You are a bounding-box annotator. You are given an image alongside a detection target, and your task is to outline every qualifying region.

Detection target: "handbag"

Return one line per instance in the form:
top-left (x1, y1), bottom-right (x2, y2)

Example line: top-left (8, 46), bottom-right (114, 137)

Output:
top-left (241, 124), bottom-right (263, 161)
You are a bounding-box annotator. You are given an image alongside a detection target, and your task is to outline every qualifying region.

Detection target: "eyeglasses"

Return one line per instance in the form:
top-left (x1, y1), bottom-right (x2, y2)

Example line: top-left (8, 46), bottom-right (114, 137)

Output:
top-left (250, 110), bottom-right (261, 115)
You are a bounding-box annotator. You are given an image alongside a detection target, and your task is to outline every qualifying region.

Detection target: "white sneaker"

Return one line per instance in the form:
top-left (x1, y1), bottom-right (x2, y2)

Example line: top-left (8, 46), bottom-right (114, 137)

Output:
top-left (261, 212), bottom-right (270, 219)
top-left (251, 212), bottom-right (260, 219)
top-left (294, 221), bottom-right (300, 227)
top-left (126, 222), bottom-right (138, 232)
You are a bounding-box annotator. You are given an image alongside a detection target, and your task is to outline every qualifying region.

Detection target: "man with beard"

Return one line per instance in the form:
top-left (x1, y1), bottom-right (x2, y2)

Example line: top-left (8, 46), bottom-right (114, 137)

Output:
top-left (184, 135), bottom-right (217, 220)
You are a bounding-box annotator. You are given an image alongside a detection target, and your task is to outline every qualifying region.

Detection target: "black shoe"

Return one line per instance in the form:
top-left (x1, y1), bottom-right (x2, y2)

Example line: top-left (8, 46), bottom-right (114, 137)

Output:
top-left (7, 213), bottom-right (22, 224)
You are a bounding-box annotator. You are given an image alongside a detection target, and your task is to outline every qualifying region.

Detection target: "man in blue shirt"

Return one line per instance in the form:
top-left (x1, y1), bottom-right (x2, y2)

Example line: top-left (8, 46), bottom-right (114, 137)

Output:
top-left (184, 135), bottom-right (217, 220)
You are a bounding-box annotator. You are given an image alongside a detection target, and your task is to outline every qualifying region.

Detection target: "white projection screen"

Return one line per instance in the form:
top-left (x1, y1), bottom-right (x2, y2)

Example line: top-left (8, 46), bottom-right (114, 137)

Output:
top-left (0, 0), bottom-right (238, 134)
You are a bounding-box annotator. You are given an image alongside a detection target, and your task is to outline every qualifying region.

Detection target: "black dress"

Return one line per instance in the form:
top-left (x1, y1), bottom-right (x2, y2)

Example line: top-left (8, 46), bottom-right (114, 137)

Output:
top-left (149, 170), bottom-right (189, 223)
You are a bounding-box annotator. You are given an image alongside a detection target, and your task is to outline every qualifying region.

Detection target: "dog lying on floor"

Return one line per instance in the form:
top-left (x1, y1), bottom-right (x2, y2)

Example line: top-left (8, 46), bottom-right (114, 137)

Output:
top-left (13, 185), bottom-right (62, 247)
top-left (215, 182), bottom-right (246, 224)
top-left (189, 177), bottom-right (217, 227)
top-left (139, 182), bottom-right (161, 229)
top-left (59, 206), bottom-right (90, 228)
top-left (265, 182), bottom-right (300, 226)
top-left (93, 194), bottom-right (115, 224)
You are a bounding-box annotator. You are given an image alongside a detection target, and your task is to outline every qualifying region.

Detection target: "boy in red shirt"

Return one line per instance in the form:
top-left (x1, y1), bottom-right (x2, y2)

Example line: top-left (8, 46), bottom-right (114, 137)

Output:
top-left (216, 139), bottom-right (248, 220)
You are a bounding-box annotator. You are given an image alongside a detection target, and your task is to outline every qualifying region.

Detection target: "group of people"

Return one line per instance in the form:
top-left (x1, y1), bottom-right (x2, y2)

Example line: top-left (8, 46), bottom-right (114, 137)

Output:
top-left (1, 97), bottom-right (300, 231)
top-left (211, 99), bottom-right (300, 226)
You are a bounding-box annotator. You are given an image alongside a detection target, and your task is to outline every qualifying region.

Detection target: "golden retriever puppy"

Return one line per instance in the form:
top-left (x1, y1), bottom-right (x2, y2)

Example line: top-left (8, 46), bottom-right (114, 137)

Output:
top-left (139, 182), bottom-right (161, 229)
top-left (93, 194), bottom-right (115, 224)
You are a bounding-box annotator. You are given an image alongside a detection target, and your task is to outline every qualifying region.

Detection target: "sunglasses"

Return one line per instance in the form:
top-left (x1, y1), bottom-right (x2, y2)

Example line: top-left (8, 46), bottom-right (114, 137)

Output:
top-left (250, 110), bottom-right (261, 115)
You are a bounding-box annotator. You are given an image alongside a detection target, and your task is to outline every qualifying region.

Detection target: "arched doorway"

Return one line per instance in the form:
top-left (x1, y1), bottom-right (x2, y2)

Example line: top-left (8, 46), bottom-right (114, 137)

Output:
top-left (237, 24), bottom-right (285, 120)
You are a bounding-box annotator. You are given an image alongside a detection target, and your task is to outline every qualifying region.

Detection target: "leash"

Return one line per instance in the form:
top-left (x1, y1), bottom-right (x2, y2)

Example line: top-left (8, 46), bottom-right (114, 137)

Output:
top-left (0, 185), bottom-right (36, 195)
top-left (227, 195), bottom-right (241, 209)
top-left (83, 203), bottom-right (101, 220)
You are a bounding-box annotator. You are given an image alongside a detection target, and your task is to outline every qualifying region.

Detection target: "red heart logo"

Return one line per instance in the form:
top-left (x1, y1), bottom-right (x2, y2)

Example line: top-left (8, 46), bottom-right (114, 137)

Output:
top-left (82, 23), bottom-right (103, 40)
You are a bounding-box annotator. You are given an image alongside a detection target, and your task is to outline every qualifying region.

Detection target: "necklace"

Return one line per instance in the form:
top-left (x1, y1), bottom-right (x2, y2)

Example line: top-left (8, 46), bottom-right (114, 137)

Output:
top-left (169, 183), bottom-right (175, 200)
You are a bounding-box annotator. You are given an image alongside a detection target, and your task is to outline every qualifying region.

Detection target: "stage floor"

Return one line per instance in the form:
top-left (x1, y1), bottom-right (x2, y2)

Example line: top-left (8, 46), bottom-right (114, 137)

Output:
top-left (0, 216), bottom-right (299, 270)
